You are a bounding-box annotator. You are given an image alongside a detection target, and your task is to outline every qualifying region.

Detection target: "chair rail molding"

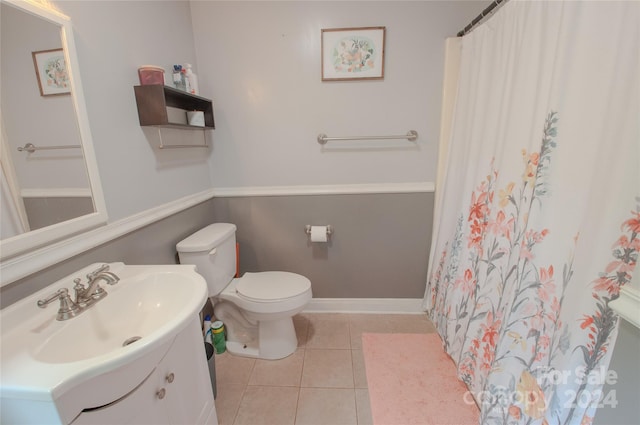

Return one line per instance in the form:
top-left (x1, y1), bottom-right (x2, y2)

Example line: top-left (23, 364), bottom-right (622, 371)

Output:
top-left (211, 182), bottom-right (435, 197)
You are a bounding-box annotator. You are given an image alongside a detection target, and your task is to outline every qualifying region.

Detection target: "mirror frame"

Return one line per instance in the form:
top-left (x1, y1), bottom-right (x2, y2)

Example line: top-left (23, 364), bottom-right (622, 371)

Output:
top-left (0, 0), bottom-right (107, 285)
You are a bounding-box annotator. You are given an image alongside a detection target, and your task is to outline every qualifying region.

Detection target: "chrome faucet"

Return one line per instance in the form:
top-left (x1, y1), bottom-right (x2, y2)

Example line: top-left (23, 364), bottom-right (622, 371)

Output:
top-left (37, 264), bottom-right (120, 320)
top-left (74, 264), bottom-right (120, 306)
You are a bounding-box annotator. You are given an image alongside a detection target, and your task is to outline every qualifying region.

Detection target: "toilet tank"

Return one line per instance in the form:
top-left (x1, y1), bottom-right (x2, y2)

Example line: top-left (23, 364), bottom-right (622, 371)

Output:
top-left (176, 223), bottom-right (237, 297)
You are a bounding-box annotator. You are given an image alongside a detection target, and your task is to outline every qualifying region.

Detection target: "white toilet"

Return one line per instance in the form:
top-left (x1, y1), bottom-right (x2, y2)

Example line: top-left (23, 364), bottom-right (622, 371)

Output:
top-left (177, 223), bottom-right (312, 360)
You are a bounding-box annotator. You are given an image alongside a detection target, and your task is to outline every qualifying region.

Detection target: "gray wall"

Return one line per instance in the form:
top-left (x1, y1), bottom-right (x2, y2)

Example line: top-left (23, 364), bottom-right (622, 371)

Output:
top-left (24, 196), bottom-right (94, 230)
top-left (2, 191), bottom-right (434, 307)
top-left (212, 192), bottom-right (433, 298)
top-left (595, 319), bottom-right (640, 424)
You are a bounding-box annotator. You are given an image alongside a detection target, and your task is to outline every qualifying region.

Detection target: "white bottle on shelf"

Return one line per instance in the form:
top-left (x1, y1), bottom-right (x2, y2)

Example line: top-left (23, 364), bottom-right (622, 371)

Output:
top-left (184, 63), bottom-right (199, 95)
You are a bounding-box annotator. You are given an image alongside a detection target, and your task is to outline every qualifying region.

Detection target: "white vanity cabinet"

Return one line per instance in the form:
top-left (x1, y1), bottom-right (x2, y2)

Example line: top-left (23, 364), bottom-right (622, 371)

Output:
top-left (1, 263), bottom-right (213, 425)
top-left (71, 316), bottom-right (217, 425)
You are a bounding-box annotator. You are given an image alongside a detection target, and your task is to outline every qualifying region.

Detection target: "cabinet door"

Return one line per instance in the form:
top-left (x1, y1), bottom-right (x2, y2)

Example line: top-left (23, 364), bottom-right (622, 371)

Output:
top-left (70, 369), bottom-right (170, 425)
top-left (70, 317), bottom-right (215, 425)
top-left (158, 317), bottom-right (216, 425)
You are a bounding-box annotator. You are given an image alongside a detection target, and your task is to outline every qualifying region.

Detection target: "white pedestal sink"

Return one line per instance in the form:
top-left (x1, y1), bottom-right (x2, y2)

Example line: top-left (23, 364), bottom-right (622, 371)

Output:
top-left (0, 262), bottom-right (217, 425)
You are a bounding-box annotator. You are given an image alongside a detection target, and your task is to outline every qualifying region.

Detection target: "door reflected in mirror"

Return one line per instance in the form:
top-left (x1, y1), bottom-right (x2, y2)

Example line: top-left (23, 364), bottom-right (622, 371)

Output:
top-left (1, 2), bottom-right (94, 240)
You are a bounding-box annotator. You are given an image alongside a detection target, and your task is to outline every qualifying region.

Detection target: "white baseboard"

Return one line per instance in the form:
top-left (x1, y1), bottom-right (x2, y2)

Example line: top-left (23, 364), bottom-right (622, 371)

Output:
top-left (303, 298), bottom-right (425, 314)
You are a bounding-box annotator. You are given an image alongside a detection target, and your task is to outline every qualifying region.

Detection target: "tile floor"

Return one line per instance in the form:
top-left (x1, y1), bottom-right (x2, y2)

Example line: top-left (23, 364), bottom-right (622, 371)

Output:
top-left (212, 313), bottom-right (436, 425)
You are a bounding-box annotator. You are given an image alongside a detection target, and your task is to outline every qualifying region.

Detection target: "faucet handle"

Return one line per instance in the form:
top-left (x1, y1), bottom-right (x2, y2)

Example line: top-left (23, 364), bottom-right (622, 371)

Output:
top-left (37, 288), bottom-right (69, 308)
top-left (37, 288), bottom-right (81, 321)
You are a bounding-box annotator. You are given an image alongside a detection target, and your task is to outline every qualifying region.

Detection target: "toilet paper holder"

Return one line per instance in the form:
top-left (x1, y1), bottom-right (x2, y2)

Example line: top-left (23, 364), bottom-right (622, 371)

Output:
top-left (304, 225), bottom-right (333, 236)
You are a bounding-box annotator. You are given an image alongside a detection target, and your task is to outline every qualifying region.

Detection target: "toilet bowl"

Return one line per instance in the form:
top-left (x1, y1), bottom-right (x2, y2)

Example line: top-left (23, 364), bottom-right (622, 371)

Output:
top-left (176, 223), bottom-right (312, 360)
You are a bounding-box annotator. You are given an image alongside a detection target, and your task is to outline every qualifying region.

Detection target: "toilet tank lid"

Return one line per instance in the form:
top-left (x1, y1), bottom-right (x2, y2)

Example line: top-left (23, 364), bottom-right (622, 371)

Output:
top-left (176, 223), bottom-right (237, 253)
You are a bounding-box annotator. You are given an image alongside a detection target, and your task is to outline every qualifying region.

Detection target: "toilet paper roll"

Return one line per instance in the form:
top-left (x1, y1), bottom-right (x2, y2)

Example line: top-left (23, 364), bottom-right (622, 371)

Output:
top-left (310, 225), bottom-right (328, 243)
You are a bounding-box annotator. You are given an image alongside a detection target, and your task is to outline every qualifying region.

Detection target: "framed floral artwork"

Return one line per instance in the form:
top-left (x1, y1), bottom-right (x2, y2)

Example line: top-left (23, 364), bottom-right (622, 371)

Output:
top-left (32, 48), bottom-right (70, 96)
top-left (321, 26), bottom-right (386, 81)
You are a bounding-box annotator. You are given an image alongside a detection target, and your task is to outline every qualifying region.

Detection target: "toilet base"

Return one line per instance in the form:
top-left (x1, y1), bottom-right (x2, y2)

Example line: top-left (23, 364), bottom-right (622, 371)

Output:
top-left (225, 317), bottom-right (298, 360)
top-left (225, 341), bottom-right (260, 358)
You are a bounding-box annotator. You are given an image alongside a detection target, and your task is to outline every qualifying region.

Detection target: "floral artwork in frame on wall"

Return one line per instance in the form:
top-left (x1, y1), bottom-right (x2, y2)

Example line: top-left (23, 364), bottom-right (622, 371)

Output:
top-left (32, 48), bottom-right (70, 96)
top-left (321, 26), bottom-right (385, 81)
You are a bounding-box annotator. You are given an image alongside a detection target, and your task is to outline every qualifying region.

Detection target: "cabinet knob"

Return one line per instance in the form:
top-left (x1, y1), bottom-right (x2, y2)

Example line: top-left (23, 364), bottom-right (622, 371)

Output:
top-left (166, 372), bottom-right (175, 383)
top-left (156, 388), bottom-right (166, 400)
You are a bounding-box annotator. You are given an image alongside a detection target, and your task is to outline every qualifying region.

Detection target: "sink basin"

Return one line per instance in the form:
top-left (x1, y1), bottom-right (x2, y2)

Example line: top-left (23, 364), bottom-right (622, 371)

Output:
top-left (0, 262), bottom-right (208, 423)
top-left (32, 268), bottom-right (202, 364)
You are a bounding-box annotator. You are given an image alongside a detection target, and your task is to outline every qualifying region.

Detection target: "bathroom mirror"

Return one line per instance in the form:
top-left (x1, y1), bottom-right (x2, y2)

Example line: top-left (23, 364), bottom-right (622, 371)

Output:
top-left (0, 0), bottom-right (107, 284)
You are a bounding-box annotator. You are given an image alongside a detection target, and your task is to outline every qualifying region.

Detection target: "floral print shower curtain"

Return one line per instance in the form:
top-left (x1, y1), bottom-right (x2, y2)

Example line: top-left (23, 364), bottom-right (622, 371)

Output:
top-left (424, 1), bottom-right (639, 424)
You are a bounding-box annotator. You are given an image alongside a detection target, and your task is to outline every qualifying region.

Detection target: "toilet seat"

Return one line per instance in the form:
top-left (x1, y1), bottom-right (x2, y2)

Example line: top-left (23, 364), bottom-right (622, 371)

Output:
top-left (219, 271), bottom-right (312, 315)
top-left (236, 271), bottom-right (311, 302)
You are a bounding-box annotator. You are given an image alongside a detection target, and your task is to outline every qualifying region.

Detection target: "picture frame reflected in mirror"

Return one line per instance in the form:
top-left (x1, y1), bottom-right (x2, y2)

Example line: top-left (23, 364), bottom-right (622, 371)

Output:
top-left (32, 48), bottom-right (70, 96)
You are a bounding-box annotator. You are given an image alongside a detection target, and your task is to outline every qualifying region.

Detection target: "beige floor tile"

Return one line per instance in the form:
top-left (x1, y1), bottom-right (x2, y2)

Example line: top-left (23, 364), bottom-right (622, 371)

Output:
top-left (355, 389), bottom-right (373, 425)
top-left (249, 349), bottom-right (305, 387)
top-left (295, 388), bottom-right (357, 425)
top-left (293, 315), bottom-right (310, 347)
top-left (348, 314), bottom-right (394, 350)
top-left (351, 349), bottom-right (368, 389)
top-left (233, 386), bottom-right (299, 425)
top-left (387, 313), bottom-right (437, 333)
top-left (305, 314), bottom-right (351, 349)
top-left (214, 313), bottom-right (430, 425)
top-left (215, 351), bottom-right (256, 386)
top-left (214, 383), bottom-right (245, 425)
top-left (301, 349), bottom-right (354, 388)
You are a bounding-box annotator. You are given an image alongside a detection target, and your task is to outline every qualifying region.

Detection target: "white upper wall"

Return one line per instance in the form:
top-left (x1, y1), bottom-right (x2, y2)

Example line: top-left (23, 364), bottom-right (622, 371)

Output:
top-left (28, 1), bottom-right (486, 222)
top-left (53, 0), bottom-right (213, 222)
top-left (192, 1), bottom-right (486, 188)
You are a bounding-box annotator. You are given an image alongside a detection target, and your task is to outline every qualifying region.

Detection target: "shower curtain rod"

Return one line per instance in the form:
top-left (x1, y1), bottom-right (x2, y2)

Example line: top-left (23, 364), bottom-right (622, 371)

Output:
top-left (457, 0), bottom-right (507, 37)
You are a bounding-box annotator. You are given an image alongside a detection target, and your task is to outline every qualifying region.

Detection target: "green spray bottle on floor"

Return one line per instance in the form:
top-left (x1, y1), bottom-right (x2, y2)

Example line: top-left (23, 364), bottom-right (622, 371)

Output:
top-left (212, 321), bottom-right (226, 354)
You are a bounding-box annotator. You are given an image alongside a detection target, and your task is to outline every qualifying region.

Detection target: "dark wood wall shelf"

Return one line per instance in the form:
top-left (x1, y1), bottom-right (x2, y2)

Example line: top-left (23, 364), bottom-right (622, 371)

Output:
top-left (133, 85), bottom-right (215, 129)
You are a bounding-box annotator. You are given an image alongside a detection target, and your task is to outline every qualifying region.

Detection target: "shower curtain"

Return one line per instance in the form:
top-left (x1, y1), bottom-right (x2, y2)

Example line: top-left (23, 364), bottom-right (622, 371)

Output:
top-left (424, 1), bottom-right (639, 424)
top-left (0, 110), bottom-right (29, 239)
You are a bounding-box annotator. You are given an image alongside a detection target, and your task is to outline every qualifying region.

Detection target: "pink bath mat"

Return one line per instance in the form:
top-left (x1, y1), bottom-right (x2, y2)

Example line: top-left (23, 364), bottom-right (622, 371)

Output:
top-left (362, 333), bottom-right (479, 425)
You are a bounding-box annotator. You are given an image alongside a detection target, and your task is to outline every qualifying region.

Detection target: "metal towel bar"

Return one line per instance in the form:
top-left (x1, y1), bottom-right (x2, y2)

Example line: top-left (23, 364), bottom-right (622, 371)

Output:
top-left (317, 130), bottom-right (418, 145)
top-left (158, 144), bottom-right (209, 149)
top-left (17, 143), bottom-right (81, 153)
top-left (157, 128), bottom-right (209, 149)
